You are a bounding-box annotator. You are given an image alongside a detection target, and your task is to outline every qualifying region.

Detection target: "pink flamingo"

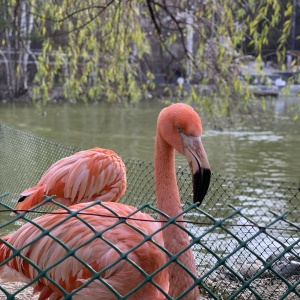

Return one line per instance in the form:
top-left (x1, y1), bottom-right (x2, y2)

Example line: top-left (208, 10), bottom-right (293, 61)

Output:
top-left (0, 103), bottom-right (211, 299)
top-left (14, 148), bottom-right (127, 211)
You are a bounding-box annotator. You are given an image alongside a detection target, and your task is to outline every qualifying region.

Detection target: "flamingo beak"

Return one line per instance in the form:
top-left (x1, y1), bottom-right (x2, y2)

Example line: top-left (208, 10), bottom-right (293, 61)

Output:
top-left (183, 136), bottom-right (211, 205)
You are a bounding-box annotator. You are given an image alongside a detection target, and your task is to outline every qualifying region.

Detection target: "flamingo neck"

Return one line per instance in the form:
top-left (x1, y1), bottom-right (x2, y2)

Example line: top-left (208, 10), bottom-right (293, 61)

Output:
top-left (154, 137), bottom-right (181, 217)
top-left (154, 135), bottom-right (199, 299)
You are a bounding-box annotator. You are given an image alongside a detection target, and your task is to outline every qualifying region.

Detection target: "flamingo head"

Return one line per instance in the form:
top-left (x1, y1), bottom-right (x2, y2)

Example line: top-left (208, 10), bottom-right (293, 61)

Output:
top-left (157, 103), bottom-right (211, 205)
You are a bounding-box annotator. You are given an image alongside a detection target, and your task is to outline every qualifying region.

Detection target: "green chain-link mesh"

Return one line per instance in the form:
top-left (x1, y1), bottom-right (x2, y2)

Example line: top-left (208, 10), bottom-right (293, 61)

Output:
top-left (0, 124), bottom-right (299, 299)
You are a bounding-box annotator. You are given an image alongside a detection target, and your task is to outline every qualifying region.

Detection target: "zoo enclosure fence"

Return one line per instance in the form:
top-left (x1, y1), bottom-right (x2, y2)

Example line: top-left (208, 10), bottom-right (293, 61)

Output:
top-left (0, 124), bottom-right (299, 299)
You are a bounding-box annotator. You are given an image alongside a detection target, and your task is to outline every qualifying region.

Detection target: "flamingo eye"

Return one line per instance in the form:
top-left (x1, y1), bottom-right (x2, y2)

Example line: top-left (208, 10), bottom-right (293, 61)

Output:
top-left (176, 126), bottom-right (183, 133)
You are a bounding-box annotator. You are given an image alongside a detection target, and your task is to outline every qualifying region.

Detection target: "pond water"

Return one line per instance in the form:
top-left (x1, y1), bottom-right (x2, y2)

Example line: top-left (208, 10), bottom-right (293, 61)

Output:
top-left (0, 97), bottom-right (299, 270)
top-left (0, 97), bottom-right (299, 182)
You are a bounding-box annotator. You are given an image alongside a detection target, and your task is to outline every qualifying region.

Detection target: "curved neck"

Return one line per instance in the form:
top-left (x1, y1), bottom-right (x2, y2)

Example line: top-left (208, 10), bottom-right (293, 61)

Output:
top-left (155, 136), bottom-right (181, 217)
top-left (154, 134), bottom-right (199, 299)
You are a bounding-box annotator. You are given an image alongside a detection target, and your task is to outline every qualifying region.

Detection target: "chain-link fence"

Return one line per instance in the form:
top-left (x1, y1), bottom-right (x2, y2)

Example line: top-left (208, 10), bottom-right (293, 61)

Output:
top-left (0, 124), bottom-right (299, 299)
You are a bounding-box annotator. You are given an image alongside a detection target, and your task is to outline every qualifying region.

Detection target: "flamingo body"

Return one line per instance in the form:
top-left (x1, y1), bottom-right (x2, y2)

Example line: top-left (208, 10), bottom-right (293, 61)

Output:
top-left (0, 202), bottom-right (168, 300)
top-left (1, 103), bottom-right (211, 299)
top-left (15, 148), bottom-right (127, 210)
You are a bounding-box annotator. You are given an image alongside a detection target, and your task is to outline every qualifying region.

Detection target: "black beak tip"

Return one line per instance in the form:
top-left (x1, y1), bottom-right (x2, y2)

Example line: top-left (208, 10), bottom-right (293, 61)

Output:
top-left (193, 168), bottom-right (211, 205)
top-left (18, 195), bottom-right (27, 203)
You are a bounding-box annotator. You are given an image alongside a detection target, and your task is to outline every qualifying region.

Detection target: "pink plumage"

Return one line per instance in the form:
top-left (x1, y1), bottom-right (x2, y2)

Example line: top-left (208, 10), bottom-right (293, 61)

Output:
top-left (15, 148), bottom-right (127, 211)
top-left (1, 202), bottom-right (168, 299)
top-left (0, 103), bottom-right (211, 299)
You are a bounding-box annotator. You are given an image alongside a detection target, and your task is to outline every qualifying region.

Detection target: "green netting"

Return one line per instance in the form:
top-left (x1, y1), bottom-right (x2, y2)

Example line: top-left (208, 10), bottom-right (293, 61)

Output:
top-left (0, 124), bottom-right (300, 299)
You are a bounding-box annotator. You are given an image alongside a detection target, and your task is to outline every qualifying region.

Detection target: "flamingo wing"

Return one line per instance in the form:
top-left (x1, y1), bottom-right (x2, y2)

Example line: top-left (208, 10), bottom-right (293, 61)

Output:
top-left (15, 148), bottom-right (127, 210)
top-left (0, 202), bottom-right (168, 300)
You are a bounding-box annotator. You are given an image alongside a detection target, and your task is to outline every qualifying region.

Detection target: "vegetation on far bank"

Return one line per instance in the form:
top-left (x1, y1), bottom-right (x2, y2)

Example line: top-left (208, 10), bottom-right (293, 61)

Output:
top-left (0, 0), bottom-right (298, 119)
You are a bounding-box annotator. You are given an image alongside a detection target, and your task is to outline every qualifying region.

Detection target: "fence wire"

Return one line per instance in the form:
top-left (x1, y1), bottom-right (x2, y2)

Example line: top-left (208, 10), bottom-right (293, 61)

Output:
top-left (0, 124), bottom-right (300, 299)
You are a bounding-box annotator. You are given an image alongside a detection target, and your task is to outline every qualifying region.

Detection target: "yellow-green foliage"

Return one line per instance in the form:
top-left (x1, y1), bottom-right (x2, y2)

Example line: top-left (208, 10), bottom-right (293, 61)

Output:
top-left (3, 0), bottom-right (292, 116)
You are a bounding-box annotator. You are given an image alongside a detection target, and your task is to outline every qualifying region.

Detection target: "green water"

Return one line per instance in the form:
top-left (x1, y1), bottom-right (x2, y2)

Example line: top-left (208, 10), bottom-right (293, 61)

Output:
top-left (0, 98), bottom-right (299, 265)
top-left (0, 98), bottom-right (299, 182)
